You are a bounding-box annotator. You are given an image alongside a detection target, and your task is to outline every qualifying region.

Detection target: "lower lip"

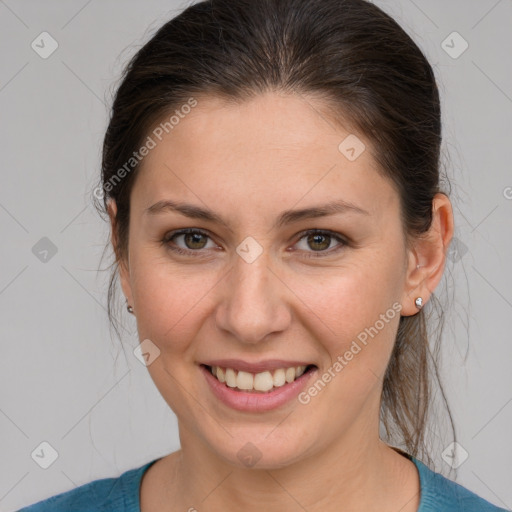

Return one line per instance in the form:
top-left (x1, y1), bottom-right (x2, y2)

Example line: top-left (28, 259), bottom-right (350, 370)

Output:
top-left (200, 365), bottom-right (317, 412)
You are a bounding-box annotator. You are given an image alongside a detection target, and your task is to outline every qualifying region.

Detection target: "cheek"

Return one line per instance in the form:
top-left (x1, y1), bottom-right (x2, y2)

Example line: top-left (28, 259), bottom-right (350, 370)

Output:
top-left (291, 254), bottom-right (404, 371)
top-left (300, 257), bottom-right (401, 327)
top-left (129, 256), bottom-right (216, 355)
top-left (292, 271), bottom-right (402, 424)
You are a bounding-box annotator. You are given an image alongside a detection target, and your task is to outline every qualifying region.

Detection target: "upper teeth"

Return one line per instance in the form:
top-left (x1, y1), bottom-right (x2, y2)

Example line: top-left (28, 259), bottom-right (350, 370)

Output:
top-left (211, 365), bottom-right (308, 392)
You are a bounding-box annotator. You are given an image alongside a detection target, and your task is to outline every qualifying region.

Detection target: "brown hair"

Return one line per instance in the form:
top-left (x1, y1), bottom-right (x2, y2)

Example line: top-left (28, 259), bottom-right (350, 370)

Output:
top-left (93, 0), bottom-right (455, 469)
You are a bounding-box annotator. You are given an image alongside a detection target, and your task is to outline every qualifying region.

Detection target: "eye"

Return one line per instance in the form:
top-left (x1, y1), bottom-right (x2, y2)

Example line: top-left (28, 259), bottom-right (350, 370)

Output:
top-left (162, 228), bottom-right (217, 256)
top-left (293, 229), bottom-right (347, 258)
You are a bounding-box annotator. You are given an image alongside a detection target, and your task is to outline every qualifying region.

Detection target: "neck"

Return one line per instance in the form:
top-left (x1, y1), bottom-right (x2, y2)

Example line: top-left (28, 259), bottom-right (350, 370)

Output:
top-left (163, 421), bottom-right (416, 511)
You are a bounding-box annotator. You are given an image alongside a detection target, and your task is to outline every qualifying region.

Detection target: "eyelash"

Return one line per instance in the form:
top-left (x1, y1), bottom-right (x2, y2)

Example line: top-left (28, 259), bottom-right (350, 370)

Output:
top-left (161, 228), bottom-right (348, 259)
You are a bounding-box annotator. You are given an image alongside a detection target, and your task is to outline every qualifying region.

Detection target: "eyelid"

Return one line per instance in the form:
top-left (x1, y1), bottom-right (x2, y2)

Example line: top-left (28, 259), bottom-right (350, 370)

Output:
top-left (162, 228), bottom-right (219, 253)
top-left (291, 228), bottom-right (348, 257)
top-left (294, 228), bottom-right (348, 244)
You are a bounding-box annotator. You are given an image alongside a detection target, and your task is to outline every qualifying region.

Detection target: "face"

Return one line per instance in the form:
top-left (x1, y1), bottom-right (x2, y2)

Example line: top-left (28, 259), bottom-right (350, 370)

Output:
top-left (113, 91), bottom-right (418, 469)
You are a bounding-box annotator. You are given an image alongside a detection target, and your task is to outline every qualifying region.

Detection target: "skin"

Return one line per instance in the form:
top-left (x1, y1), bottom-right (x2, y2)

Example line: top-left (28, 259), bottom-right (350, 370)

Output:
top-left (108, 91), bottom-right (454, 512)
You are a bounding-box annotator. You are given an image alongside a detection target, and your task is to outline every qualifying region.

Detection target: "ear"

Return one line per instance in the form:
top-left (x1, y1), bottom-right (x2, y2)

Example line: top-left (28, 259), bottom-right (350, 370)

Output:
top-left (400, 193), bottom-right (454, 316)
top-left (107, 199), bottom-right (133, 307)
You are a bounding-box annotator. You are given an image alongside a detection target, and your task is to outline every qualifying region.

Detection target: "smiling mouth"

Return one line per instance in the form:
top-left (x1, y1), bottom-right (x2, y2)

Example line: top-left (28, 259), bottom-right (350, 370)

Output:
top-left (202, 364), bottom-right (317, 393)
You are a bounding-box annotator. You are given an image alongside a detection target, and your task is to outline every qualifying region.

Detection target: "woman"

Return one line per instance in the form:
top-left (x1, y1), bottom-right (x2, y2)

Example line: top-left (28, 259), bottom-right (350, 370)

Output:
top-left (19, 0), bottom-right (507, 510)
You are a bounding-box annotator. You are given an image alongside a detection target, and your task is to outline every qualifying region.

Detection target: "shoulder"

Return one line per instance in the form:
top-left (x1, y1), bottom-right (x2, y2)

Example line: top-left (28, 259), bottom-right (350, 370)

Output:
top-left (18, 459), bottom-right (159, 512)
top-left (412, 457), bottom-right (508, 511)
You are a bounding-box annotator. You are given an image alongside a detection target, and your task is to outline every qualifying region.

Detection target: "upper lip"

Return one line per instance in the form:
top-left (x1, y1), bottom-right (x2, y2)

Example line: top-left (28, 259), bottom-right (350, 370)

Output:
top-left (201, 359), bottom-right (315, 374)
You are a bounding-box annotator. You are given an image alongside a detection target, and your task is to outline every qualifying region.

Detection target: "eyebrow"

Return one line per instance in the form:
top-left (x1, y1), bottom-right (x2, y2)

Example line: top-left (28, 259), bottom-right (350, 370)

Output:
top-left (144, 198), bottom-right (370, 230)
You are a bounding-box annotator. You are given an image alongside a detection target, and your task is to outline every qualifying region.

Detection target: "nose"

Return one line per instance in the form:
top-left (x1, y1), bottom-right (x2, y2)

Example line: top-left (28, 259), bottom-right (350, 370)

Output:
top-left (214, 248), bottom-right (292, 345)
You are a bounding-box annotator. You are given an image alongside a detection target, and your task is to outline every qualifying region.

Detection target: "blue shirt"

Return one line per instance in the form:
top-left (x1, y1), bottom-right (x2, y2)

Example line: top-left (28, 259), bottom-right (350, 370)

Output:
top-left (18, 454), bottom-right (508, 511)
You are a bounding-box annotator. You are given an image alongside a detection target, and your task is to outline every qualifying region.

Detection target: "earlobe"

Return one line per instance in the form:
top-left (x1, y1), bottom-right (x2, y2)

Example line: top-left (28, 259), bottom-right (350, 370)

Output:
top-left (400, 193), bottom-right (454, 316)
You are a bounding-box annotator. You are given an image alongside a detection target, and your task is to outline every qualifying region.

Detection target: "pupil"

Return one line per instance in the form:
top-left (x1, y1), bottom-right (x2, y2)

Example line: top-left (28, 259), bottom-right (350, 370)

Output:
top-left (186, 233), bottom-right (206, 249)
top-left (309, 233), bottom-right (329, 251)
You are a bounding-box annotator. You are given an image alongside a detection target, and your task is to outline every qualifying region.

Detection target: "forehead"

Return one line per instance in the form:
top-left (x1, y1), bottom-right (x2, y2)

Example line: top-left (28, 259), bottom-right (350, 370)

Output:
top-left (132, 92), bottom-right (397, 219)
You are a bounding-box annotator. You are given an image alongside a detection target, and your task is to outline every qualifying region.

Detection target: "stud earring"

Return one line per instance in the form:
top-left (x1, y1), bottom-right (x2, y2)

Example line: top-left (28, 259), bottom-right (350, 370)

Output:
top-left (415, 297), bottom-right (423, 310)
top-left (126, 301), bottom-right (134, 314)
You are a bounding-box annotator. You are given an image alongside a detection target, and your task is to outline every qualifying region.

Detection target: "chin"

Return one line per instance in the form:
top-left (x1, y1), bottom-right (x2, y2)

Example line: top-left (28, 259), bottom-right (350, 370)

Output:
top-left (207, 428), bottom-right (315, 471)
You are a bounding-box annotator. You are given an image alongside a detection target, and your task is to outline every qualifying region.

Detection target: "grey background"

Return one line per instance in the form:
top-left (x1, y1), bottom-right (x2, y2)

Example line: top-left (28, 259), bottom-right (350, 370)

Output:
top-left (0, 0), bottom-right (511, 510)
